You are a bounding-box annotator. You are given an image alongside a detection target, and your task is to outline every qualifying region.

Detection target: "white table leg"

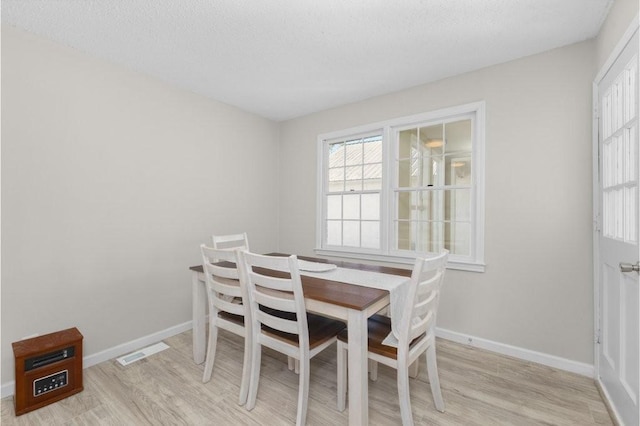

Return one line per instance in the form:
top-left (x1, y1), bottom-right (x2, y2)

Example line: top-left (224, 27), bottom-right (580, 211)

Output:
top-left (348, 309), bottom-right (368, 426)
top-left (192, 270), bottom-right (206, 364)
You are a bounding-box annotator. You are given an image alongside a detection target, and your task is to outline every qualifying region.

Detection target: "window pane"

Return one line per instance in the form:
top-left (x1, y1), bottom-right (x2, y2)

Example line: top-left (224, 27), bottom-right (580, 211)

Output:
top-left (445, 222), bottom-right (471, 255)
top-left (415, 191), bottom-right (440, 222)
top-left (625, 126), bottom-right (636, 182)
top-left (396, 220), bottom-right (446, 252)
top-left (446, 157), bottom-right (472, 185)
top-left (345, 140), bottom-right (363, 165)
top-left (328, 167), bottom-right (344, 192)
top-left (343, 221), bottom-right (360, 247)
top-left (625, 186), bottom-right (637, 243)
top-left (398, 129), bottom-right (418, 160)
top-left (361, 193), bottom-right (380, 220)
top-left (420, 156), bottom-right (444, 186)
top-left (399, 153), bottom-right (449, 187)
top-left (444, 119), bottom-right (472, 154)
top-left (363, 163), bottom-right (382, 190)
top-left (420, 124), bottom-right (444, 155)
top-left (398, 192), bottom-right (411, 221)
top-left (396, 221), bottom-right (411, 250)
top-left (343, 194), bottom-right (360, 220)
top-left (364, 138), bottom-right (382, 163)
top-left (445, 189), bottom-right (471, 222)
top-left (398, 159), bottom-right (413, 188)
top-left (329, 142), bottom-right (344, 167)
top-left (415, 221), bottom-right (444, 253)
top-left (327, 195), bottom-right (342, 219)
top-left (327, 220), bottom-right (341, 245)
top-left (345, 166), bottom-right (362, 191)
top-left (361, 221), bottom-right (380, 248)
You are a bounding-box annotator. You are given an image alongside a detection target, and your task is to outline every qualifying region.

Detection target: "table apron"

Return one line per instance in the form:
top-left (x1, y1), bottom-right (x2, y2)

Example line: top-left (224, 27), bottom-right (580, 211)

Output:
top-left (304, 296), bottom-right (389, 322)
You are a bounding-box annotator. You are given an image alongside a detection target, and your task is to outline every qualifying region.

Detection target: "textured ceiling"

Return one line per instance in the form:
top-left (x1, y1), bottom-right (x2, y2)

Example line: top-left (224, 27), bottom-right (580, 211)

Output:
top-left (2, 0), bottom-right (613, 121)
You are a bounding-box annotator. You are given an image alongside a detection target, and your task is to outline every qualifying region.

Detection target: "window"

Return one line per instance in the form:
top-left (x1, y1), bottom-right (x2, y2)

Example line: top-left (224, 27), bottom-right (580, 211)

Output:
top-left (316, 102), bottom-right (485, 272)
top-left (326, 134), bottom-right (383, 249)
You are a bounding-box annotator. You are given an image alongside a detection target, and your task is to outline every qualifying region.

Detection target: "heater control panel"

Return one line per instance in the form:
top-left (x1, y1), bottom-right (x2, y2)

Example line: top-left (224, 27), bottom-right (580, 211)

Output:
top-left (34, 370), bottom-right (68, 397)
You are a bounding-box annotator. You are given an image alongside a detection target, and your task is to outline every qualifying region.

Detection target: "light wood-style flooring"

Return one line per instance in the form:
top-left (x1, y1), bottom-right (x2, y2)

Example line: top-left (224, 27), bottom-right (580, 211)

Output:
top-left (2, 330), bottom-right (613, 425)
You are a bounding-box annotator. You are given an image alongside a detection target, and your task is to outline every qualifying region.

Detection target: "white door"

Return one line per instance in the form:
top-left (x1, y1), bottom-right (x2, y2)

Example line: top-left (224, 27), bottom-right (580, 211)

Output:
top-left (597, 27), bottom-right (639, 426)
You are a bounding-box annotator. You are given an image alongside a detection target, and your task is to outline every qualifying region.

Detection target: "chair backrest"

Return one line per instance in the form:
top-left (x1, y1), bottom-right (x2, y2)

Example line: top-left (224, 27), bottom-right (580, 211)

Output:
top-left (200, 244), bottom-right (247, 319)
top-left (399, 250), bottom-right (449, 346)
top-left (237, 251), bottom-right (309, 350)
top-left (212, 232), bottom-right (250, 251)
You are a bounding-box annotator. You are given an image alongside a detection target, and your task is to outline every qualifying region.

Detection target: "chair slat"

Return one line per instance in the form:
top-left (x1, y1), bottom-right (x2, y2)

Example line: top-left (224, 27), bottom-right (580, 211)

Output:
top-left (411, 291), bottom-right (437, 319)
top-left (212, 232), bottom-right (249, 251)
top-left (212, 297), bottom-right (244, 316)
top-left (409, 311), bottom-right (434, 341)
top-left (257, 310), bottom-right (299, 335)
top-left (250, 272), bottom-right (294, 292)
top-left (253, 289), bottom-right (297, 312)
top-left (209, 278), bottom-right (243, 298)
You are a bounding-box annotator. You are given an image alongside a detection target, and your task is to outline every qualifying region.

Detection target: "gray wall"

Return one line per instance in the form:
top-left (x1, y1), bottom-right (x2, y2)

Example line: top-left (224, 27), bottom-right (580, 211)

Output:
top-left (596, 0), bottom-right (638, 69)
top-left (1, 26), bottom-right (280, 383)
top-left (278, 40), bottom-right (596, 364)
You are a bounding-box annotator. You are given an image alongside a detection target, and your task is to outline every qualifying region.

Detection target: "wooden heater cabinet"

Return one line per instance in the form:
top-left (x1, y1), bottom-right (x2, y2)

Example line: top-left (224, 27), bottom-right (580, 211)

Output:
top-left (12, 327), bottom-right (83, 416)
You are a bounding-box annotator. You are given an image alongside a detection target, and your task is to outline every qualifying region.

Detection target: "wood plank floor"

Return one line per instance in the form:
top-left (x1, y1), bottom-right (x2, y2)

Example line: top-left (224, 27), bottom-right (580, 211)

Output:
top-left (2, 330), bottom-right (613, 425)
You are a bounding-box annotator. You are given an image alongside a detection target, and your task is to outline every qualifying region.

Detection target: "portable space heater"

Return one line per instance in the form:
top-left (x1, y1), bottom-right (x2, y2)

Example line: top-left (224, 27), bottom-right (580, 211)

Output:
top-left (12, 327), bottom-right (83, 416)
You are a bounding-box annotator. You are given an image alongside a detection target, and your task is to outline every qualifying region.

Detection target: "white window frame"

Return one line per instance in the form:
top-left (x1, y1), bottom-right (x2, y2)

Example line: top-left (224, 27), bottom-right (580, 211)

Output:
top-left (315, 101), bottom-right (486, 272)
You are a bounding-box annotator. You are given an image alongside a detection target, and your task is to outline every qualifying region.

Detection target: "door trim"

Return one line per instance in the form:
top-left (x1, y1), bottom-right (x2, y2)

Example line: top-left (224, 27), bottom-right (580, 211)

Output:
top-left (592, 14), bottom-right (640, 426)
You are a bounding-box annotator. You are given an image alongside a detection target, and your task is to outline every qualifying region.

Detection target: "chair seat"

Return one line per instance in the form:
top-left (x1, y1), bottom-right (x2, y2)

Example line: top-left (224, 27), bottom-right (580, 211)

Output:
top-left (222, 310), bottom-right (345, 350)
top-left (337, 314), bottom-right (423, 360)
top-left (218, 307), bottom-right (292, 327)
top-left (264, 312), bottom-right (346, 349)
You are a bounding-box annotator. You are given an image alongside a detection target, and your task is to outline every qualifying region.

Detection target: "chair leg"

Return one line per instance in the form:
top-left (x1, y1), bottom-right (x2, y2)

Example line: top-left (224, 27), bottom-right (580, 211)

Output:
top-left (202, 323), bottom-right (218, 383)
top-left (336, 341), bottom-right (347, 412)
top-left (238, 332), bottom-right (252, 406)
top-left (296, 356), bottom-right (310, 425)
top-left (246, 341), bottom-right (262, 411)
top-left (426, 344), bottom-right (445, 412)
top-left (369, 359), bottom-right (378, 381)
top-left (409, 359), bottom-right (419, 379)
top-left (287, 357), bottom-right (300, 374)
top-left (397, 358), bottom-right (415, 426)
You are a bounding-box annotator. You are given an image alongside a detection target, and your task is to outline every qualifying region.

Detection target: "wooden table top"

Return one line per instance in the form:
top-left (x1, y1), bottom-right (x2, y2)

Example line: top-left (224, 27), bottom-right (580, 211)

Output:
top-left (190, 253), bottom-right (411, 311)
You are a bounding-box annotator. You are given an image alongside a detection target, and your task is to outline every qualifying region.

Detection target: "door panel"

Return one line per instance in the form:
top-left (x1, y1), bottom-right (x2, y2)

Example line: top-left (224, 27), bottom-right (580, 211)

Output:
top-left (597, 27), bottom-right (639, 426)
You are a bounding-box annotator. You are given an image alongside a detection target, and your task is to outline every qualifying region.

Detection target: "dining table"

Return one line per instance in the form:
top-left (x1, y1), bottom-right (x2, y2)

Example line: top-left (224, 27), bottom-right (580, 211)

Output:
top-left (189, 253), bottom-right (412, 426)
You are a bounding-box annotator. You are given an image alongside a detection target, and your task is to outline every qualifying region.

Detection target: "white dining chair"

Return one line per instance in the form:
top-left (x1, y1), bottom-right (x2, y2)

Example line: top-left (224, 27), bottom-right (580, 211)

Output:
top-left (336, 251), bottom-right (449, 426)
top-left (210, 232), bottom-right (249, 301)
top-left (212, 232), bottom-right (249, 252)
top-left (238, 251), bottom-right (346, 425)
top-left (200, 244), bottom-right (252, 406)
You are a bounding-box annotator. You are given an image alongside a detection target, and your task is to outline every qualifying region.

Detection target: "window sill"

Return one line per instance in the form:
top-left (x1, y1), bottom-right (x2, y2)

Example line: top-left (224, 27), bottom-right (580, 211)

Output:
top-left (314, 248), bottom-right (485, 273)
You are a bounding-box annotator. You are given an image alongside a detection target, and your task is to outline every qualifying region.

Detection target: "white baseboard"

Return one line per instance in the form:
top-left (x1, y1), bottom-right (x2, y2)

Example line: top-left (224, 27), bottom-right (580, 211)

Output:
top-left (1, 321), bottom-right (594, 399)
top-left (436, 327), bottom-right (594, 378)
top-left (1, 321), bottom-right (192, 399)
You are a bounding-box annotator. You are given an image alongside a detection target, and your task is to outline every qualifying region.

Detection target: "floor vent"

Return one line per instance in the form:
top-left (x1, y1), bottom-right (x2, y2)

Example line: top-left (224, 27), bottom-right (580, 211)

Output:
top-left (116, 342), bottom-right (169, 366)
